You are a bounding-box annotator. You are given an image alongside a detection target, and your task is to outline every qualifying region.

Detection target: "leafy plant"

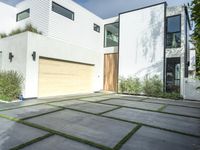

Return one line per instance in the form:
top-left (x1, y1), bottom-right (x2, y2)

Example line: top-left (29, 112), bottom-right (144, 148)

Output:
top-left (0, 33), bottom-right (7, 39)
top-left (0, 23), bottom-right (42, 39)
top-left (191, 0), bottom-right (200, 77)
top-left (142, 75), bottom-right (163, 96)
top-left (0, 71), bottom-right (24, 101)
top-left (119, 76), bottom-right (142, 94)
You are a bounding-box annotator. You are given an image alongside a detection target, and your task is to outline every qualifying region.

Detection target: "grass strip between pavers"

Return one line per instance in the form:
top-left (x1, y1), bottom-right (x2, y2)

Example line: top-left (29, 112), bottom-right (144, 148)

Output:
top-left (98, 106), bottom-right (123, 115)
top-left (157, 104), bottom-right (168, 112)
top-left (0, 114), bottom-right (112, 150)
top-left (97, 102), bottom-right (200, 119)
top-left (21, 108), bottom-right (65, 120)
top-left (0, 93), bottom-right (111, 112)
top-left (10, 133), bottom-right (54, 150)
top-left (113, 124), bottom-right (142, 150)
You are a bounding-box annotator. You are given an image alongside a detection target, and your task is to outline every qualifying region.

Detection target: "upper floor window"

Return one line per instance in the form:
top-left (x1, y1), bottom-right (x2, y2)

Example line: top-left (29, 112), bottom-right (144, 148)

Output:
top-left (94, 24), bottom-right (100, 33)
top-left (166, 15), bottom-right (181, 48)
top-left (104, 22), bottom-right (119, 47)
top-left (16, 9), bottom-right (30, 22)
top-left (52, 2), bottom-right (74, 20)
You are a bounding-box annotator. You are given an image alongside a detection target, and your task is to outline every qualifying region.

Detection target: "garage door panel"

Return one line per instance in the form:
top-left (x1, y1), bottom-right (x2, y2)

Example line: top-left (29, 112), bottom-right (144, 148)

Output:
top-left (38, 58), bottom-right (94, 97)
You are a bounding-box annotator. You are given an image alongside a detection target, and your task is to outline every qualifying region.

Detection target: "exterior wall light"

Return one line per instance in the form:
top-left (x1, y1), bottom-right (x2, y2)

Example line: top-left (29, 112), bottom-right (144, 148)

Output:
top-left (32, 51), bottom-right (36, 61)
top-left (9, 52), bottom-right (14, 62)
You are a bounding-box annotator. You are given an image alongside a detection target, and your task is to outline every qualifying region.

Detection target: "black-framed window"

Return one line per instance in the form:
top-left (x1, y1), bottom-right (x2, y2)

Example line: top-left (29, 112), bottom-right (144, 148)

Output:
top-left (52, 2), bottom-right (74, 20)
top-left (94, 24), bottom-right (100, 33)
top-left (166, 15), bottom-right (181, 48)
top-left (104, 22), bottom-right (119, 47)
top-left (16, 9), bottom-right (30, 22)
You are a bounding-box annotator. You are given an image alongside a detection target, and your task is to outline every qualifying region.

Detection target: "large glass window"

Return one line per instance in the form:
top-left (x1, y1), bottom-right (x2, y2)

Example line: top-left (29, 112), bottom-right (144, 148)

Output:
top-left (16, 9), bottom-right (30, 22)
top-left (166, 15), bottom-right (181, 48)
top-left (104, 22), bottom-right (119, 47)
top-left (52, 2), bottom-right (74, 20)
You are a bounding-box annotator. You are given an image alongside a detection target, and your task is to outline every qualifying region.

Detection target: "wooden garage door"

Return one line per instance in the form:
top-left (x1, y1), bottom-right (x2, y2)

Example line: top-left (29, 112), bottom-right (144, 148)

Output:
top-left (38, 58), bottom-right (94, 97)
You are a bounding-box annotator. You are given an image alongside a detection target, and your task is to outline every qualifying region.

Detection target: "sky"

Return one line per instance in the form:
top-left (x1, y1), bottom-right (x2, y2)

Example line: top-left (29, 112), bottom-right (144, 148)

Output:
top-left (0, 0), bottom-right (192, 19)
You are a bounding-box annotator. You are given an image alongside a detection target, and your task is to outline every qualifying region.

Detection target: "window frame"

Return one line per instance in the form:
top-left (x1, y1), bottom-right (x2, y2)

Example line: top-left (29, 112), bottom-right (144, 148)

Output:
top-left (16, 9), bottom-right (30, 22)
top-left (52, 1), bottom-right (74, 21)
top-left (166, 14), bottom-right (181, 48)
top-left (94, 23), bottom-right (100, 33)
top-left (104, 22), bottom-right (119, 48)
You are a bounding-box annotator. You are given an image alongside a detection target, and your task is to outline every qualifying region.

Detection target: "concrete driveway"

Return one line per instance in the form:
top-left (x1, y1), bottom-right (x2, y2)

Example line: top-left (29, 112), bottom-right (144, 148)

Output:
top-left (0, 93), bottom-right (200, 150)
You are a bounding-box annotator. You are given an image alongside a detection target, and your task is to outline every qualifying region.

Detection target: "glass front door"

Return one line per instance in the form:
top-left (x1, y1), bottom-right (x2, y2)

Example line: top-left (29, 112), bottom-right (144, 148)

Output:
top-left (166, 57), bottom-right (180, 93)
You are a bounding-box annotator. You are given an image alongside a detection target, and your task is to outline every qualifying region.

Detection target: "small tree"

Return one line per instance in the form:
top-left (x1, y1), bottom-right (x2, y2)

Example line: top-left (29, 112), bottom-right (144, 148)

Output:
top-left (191, 0), bottom-right (200, 90)
top-left (191, 0), bottom-right (200, 77)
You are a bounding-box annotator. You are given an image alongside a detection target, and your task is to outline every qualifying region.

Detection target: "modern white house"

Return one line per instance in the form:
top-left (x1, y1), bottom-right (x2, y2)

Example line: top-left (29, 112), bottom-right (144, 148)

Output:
top-left (0, 0), bottom-right (199, 100)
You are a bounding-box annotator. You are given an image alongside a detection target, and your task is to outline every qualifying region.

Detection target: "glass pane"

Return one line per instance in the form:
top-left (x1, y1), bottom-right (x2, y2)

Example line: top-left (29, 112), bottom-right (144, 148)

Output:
top-left (52, 2), bottom-right (74, 20)
top-left (166, 58), bottom-right (180, 93)
top-left (17, 9), bottom-right (30, 21)
top-left (166, 32), bottom-right (181, 48)
top-left (104, 22), bottom-right (119, 47)
top-left (167, 15), bottom-right (181, 33)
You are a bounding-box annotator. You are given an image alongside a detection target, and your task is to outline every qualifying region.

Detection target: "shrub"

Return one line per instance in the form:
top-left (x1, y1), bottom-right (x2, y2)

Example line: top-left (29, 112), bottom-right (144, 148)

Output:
top-left (143, 75), bottom-right (163, 96)
top-left (119, 76), bottom-right (142, 94)
top-left (0, 33), bottom-right (7, 39)
top-left (0, 23), bottom-right (42, 39)
top-left (0, 71), bottom-right (24, 101)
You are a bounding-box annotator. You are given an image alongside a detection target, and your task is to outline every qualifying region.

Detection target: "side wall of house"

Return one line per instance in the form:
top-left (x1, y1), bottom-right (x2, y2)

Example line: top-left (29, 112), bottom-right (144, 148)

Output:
top-left (48, 0), bottom-right (104, 51)
top-left (16, 0), bottom-right (50, 35)
top-left (119, 3), bottom-right (165, 82)
top-left (25, 32), bottom-right (104, 98)
top-left (0, 33), bottom-right (28, 97)
top-left (166, 6), bottom-right (188, 96)
top-left (0, 2), bottom-right (16, 34)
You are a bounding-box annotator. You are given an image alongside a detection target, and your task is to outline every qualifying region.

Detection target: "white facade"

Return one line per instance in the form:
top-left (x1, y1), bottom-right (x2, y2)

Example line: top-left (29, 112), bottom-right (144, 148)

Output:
top-left (0, 2), bottom-right (16, 34)
top-left (0, 0), bottom-right (193, 99)
top-left (119, 3), bottom-right (165, 81)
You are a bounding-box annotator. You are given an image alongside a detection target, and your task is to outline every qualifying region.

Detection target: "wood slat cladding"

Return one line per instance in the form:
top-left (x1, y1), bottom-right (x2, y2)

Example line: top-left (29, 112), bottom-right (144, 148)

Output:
top-left (104, 53), bottom-right (118, 92)
top-left (38, 58), bottom-right (94, 97)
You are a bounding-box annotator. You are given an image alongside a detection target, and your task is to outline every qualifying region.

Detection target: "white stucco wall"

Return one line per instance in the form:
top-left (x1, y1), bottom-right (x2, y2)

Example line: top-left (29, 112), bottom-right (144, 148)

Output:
top-left (0, 32), bottom-right (104, 98)
top-left (48, 0), bottom-right (104, 51)
top-left (0, 2), bottom-right (16, 34)
top-left (119, 3), bottom-right (165, 81)
top-left (0, 33), bottom-right (28, 95)
top-left (184, 78), bottom-right (200, 101)
top-left (26, 32), bottom-right (103, 98)
top-left (16, 0), bottom-right (50, 35)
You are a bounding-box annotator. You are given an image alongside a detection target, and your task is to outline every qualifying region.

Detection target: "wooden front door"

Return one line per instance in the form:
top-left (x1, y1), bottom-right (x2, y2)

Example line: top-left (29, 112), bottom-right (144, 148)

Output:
top-left (104, 53), bottom-right (118, 92)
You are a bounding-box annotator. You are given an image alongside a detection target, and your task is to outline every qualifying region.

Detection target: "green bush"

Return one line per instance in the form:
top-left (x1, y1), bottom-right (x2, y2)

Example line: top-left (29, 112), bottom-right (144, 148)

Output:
top-left (142, 75), bottom-right (163, 96)
top-left (0, 71), bottom-right (24, 101)
top-left (0, 24), bottom-right (42, 39)
top-left (119, 76), bottom-right (142, 94)
top-left (0, 33), bottom-right (7, 39)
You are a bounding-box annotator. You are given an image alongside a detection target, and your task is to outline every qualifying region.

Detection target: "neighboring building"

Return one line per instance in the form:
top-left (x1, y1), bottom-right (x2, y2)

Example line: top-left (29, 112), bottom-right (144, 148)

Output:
top-left (0, 0), bottom-right (193, 99)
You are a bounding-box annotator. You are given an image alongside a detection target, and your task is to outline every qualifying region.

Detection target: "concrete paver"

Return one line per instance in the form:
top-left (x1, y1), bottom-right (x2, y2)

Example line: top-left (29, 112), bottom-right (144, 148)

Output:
top-left (101, 99), bottom-right (164, 111)
top-left (26, 109), bottom-right (136, 148)
top-left (0, 117), bottom-right (48, 150)
top-left (163, 105), bottom-right (200, 118)
top-left (103, 107), bottom-right (200, 136)
top-left (121, 126), bottom-right (200, 150)
top-left (0, 104), bottom-right (61, 119)
top-left (21, 135), bottom-right (100, 150)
